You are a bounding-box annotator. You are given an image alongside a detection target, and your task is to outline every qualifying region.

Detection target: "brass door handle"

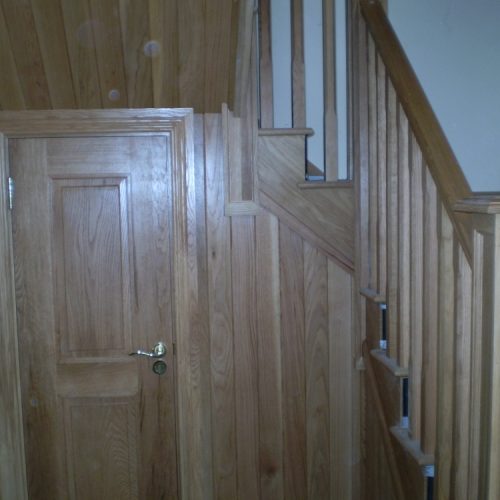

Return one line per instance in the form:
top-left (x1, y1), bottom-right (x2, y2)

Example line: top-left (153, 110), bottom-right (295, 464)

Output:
top-left (129, 342), bottom-right (167, 359)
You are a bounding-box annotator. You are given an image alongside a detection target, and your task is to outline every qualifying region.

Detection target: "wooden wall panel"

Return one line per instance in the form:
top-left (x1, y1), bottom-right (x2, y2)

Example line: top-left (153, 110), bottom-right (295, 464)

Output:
top-left (205, 114), bottom-right (238, 499)
top-left (256, 214), bottom-right (284, 500)
top-left (232, 216), bottom-right (260, 500)
top-left (0, 0), bottom-right (50, 109)
top-left (280, 223), bottom-right (307, 499)
top-left (0, 1), bottom-right (239, 112)
top-left (304, 243), bottom-right (330, 499)
top-left (2, 113), bottom-right (357, 499)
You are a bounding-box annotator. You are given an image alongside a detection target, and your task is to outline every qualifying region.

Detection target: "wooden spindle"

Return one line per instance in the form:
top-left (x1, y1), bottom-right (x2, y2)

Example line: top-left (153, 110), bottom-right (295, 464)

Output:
top-left (386, 78), bottom-right (398, 360)
top-left (409, 132), bottom-right (424, 442)
top-left (258, 0), bottom-right (274, 128)
top-left (367, 34), bottom-right (378, 290)
top-left (291, 0), bottom-right (305, 127)
top-left (323, 0), bottom-right (338, 180)
top-left (421, 167), bottom-right (438, 454)
top-left (397, 105), bottom-right (410, 369)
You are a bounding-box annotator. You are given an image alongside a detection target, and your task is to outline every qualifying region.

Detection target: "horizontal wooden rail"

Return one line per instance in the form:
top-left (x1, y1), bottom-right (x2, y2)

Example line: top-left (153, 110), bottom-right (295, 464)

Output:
top-left (359, 0), bottom-right (473, 262)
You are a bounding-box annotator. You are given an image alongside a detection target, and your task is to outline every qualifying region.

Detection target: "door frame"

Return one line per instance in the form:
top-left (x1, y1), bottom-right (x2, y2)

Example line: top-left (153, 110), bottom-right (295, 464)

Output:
top-left (0, 109), bottom-right (198, 499)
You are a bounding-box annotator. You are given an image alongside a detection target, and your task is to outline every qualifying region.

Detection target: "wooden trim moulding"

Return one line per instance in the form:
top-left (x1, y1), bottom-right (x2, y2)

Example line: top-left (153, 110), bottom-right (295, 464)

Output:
top-left (0, 109), bottom-right (202, 499)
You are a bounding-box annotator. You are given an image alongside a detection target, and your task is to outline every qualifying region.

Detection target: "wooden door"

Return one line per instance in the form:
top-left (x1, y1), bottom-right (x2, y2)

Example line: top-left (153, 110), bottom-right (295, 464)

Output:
top-left (11, 135), bottom-right (179, 499)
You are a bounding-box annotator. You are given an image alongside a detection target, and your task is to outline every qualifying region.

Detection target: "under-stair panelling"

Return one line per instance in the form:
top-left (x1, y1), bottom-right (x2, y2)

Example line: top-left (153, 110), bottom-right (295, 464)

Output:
top-left (192, 114), bottom-right (357, 499)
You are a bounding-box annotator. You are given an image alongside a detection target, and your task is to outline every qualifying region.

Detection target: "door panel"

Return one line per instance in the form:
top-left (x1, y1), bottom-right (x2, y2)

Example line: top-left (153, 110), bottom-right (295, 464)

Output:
top-left (11, 135), bottom-right (178, 499)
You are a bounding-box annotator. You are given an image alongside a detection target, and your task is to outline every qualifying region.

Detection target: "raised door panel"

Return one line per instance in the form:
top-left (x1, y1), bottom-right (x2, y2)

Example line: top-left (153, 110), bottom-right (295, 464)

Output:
top-left (11, 135), bottom-right (178, 500)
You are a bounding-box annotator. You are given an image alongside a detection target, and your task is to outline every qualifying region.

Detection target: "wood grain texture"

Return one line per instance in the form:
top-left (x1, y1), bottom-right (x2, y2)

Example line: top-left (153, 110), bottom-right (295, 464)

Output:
top-left (12, 134), bottom-right (180, 499)
top-left (30, 0), bottom-right (76, 108)
top-left (397, 106), bottom-right (410, 369)
top-left (60, 0), bottom-right (103, 108)
top-left (421, 168), bottom-right (438, 454)
top-left (0, 6), bottom-right (25, 109)
top-left (451, 246), bottom-right (472, 500)
top-left (256, 213), bottom-right (284, 500)
top-left (376, 53), bottom-right (387, 296)
top-left (386, 79), bottom-right (399, 360)
top-left (291, 0), bottom-right (305, 127)
top-left (435, 206), bottom-right (455, 500)
top-left (0, 0), bottom-right (239, 112)
top-left (1, 110), bottom-right (360, 500)
top-left (258, 0), bottom-right (274, 128)
top-left (257, 133), bottom-right (354, 270)
top-left (88, 0), bottom-right (129, 108)
top-left (148, 0), bottom-right (179, 106)
top-left (280, 222), bottom-right (307, 500)
top-left (119, 0), bottom-right (154, 107)
top-left (409, 133), bottom-right (424, 443)
top-left (0, 0), bottom-right (50, 109)
top-left (304, 243), bottom-right (330, 499)
top-left (329, 261), bottom-right (354, 499)
top-left (367, 34), bottom-right (379, 291)
top-left (204, 114), bottom-right (238, 499)
top-left (323, 0), bottom-right (338, 181)
top-left (231, 216), bottom-right (259, 500)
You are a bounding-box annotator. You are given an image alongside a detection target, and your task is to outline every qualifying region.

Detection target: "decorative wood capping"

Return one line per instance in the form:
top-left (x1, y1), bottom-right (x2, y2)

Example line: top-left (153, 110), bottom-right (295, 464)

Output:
top-left (359, 0), bottom-right (473, 262)
top-left (256, 128), bottom-right (355, 271)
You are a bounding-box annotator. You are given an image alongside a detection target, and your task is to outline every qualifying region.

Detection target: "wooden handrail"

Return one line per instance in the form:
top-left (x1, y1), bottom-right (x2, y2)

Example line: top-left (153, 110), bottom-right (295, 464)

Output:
top-left (362, 340), bottom-right (405, 500)
top-left (359, 0), bottom-right (473, 261)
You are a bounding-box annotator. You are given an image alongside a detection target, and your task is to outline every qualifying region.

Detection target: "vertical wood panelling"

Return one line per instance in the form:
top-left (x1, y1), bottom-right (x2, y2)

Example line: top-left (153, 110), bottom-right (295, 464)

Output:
top-left (119, 0), bottom-right (154, 107)
top-left (178, 0), bottom-right (205, 110)
top-left (280, 223), bottom-right (307, 500)
top-left (232, 216), bottom-right (259, 500)
top-left (30, 0), bottom-right (76, 108)
top-left (2, 112), bottom-right (357, 499)
top-left (409, 133), bottom-right (424, 442)
top-left (451, 246), bottom-right (472, 500)
top-left (148, 0), bottom-right (179, 106)
top-left (60, 0), bottom-right (103, 108)
top-left (88, 0), bottom-right (129, 108)
top-left (386, 79), bottom-right (398, 360)
top-left (193, 115), bottom-right (215, 497)
top-left (304, 242), bottom-right (330, 499)
top-left (376, 54), bottom-right (387, 297)
top-left (0, 6), bottom-right (25, 109)
top-left (367, 35), bottom-right (378, 290)
top-left (329, 261), bottom-right (354, 499)
top-left (256, 214), bottom-right (284, 500)
top-left (397, 106), bottom-right (410, 368)
top-left (435, 207), bottom-right (455, 500)
top-left (205, 114), bottom-right (238, 500)
top-left (421, 168), bottom-right (438, 454)
top-left (204, 0), bottom-right (233, 112)
top-left (0, 0), bottom-right (50, 109)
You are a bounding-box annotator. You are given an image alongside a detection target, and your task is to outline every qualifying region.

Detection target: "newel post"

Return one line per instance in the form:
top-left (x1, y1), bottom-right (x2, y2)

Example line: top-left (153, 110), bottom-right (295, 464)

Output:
top-left (454, 197), bottom-right (500, 500)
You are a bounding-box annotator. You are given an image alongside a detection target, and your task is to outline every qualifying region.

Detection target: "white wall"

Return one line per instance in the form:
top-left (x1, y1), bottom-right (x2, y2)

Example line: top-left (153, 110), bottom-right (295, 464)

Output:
top-left (388, 0), bottom-right (500, 192)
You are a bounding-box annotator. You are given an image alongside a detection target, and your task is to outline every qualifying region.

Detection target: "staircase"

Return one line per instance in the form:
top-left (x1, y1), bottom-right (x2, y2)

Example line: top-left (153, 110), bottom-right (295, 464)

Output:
top-left (228, 0), bottom-right (500, 498)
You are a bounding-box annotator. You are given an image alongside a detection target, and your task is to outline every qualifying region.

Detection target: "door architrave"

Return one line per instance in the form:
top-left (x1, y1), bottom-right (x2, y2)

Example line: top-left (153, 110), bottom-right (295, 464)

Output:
top-left (0, 109), bottom-right (197, 499)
